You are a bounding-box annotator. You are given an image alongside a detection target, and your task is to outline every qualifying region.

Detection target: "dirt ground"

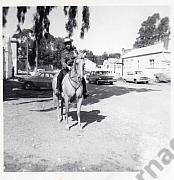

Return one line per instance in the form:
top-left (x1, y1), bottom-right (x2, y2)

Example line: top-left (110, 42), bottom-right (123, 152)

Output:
top-left (3, 79), bottom-right (171, 172)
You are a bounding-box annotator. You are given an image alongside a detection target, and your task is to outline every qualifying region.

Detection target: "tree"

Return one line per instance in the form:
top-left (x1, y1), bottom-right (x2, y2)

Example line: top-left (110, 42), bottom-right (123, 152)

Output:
top-left (3, 6), bottom-right (90, 67)
top-left (82, 49), bottom-right (95, 62)
top-left (133, 13), bottom-right (170, 48)
top-left (13, 28), bottom-right (36, 67)
top-left (157, 17), bottom-right (170, 41)
top-left (108, 53), bottom-right (121, 59)
top-left (3, 7), bottom-right (9, 27)
top-left (12, 28), bottom-right (64, 68)
top-left (101, 52), bottom-right (108, 60)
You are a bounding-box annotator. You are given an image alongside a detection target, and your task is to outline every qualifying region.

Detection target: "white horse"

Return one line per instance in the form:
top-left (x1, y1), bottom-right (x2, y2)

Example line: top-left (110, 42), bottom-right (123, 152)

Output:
top-left (52, 52), bottom-right (86, 131)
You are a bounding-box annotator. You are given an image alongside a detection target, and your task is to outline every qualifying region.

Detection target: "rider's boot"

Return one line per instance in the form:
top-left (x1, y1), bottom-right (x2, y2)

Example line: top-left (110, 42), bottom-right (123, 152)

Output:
top-left (56, 70), bottom-right (63, 96)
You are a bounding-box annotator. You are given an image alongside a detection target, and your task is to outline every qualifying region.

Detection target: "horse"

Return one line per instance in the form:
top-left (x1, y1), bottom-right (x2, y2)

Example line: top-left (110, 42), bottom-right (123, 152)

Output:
top-left (52, 52), bottom-right (86, 131)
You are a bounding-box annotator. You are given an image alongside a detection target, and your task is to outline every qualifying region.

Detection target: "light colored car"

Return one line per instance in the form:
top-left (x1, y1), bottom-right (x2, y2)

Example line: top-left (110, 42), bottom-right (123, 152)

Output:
top-left (123, 71), bottom-right (149, 83)
top-left (86, 70), bottom-right (117, 85)
top-left (154, 73), bottom-right (170, 83)
top-left (18, 71), bottom-right (56, 90)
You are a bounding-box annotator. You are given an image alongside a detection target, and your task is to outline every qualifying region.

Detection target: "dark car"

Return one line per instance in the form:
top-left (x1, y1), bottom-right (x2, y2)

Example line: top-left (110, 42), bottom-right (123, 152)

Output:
top-left (18, 71), bottom-right (56, 90)
top-left (86, 70), bottom-right (117, 85)
top-left (154, 73), bottom-right (171, 83)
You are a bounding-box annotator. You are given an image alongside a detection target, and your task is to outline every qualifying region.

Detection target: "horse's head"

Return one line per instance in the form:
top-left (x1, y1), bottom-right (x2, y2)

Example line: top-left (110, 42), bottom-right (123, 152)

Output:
top-left (72, 52), bottom-right (86, 81)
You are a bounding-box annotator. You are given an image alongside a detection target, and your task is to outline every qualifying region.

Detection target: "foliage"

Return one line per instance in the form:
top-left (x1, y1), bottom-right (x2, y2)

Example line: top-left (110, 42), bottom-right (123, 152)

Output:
top-left (80, 6), bottom-right (90, 38)
top-left (82, 49), bottom-right (95, 62)
top-left (81, 50), bottom-right (121, 65)
top-left (108, 53), bottom-right (121, 59)
top-left (3, 6), bottom-right (90, 68)
top-left (63, 6), bottom-right (90, 38)
top-left (134, 13), bottom-right (170, 48)
top-left (13, 29), bottom-right (36, 67)
top-left (38, 35), bottom-right (64, 68)
top-left (16, 7), bottom-right (30, 32)
top-left (3, 7), bottom-right (9, 27)
top-left (101, 52), bottom-right (109, 60)
top-left (13, 29), bottom-right (64, 68)
top-left (3, 6), bottom-right (90, 40)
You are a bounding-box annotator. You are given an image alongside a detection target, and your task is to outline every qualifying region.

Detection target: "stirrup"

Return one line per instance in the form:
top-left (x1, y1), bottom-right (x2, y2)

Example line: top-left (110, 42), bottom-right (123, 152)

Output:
top-left (83, 92), bottom-right (89, 99)
top-left (55, 89), bottom-right (61, 96)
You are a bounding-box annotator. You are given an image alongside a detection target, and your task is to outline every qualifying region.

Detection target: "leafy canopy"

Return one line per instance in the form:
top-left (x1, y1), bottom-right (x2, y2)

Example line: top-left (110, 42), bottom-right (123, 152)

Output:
top-left (134, 13), bottom-right (170, 48)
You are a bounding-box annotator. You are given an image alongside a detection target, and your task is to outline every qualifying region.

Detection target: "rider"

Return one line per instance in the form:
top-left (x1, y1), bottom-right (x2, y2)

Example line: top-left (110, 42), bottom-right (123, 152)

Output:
top-left (56, 37), bottom-right (89, 99)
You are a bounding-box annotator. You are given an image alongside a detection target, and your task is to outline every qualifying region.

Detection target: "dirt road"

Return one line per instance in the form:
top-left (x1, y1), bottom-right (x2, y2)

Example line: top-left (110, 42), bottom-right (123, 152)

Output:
top-left (3, 80), bottom-right (170, 171)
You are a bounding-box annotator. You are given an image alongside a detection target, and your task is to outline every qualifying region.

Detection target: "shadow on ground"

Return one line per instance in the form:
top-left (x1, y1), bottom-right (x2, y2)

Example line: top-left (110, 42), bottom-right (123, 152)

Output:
top-left (82, 83), bottom-right (160, 106)
top-left (69, 110), bottom-right (106, 129)
top-left (3, 79), bottom-right (53, 101)
top-left (29, 109), bottom-right (106, 129)
top-left (4, 80), bottom-right (159, 107)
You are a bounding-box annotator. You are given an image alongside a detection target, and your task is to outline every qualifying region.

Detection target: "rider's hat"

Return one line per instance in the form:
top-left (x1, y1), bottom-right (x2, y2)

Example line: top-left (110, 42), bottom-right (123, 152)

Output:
top-left (64, 37), bottom-right (73, 44)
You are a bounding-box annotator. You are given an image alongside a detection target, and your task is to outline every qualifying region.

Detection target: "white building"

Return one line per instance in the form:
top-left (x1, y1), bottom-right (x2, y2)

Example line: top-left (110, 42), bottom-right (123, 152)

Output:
top-left (122, 41), bottom-right (171, 79)
top-left (102, 58), bottom-right (122, 76)
top-left (3, 35), bottom-right (18, 79)
top-left (84, 58), bottom-right (97, 72)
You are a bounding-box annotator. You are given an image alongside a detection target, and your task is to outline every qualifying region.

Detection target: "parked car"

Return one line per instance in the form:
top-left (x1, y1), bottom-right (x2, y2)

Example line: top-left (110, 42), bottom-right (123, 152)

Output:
top-left (154, 73), bottom-right (171, 83)
top-left (18, 71), bottom-right (56, 90)
top-left (123, 71), bottom-right (149, 83)
top-left (86, 70), bottom-right (117, 85)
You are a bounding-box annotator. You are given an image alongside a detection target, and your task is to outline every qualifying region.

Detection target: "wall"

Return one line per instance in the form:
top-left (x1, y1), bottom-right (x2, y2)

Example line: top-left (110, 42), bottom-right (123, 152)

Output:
top-left (3, 37), bottom-right (18, 79)
top-left (123, 52), bottom-right (171, 79)
top-left (11, 41), bottom-right (18, 75)
top-left (3, 37), bottom-right (13, 79)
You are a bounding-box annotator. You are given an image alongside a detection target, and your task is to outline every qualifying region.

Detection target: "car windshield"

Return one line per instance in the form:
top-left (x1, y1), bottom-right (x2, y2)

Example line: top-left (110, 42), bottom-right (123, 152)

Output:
top-left (39, 73), bottom-right (45, 77)
top-left (135, 71), bottom-right (143, 74)
top-left (96, 71), bottom-right (109, 75)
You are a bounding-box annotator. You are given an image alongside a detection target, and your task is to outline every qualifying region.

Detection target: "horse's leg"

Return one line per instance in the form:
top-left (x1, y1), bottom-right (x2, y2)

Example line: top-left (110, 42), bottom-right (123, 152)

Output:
top-left (77, 97), bottom-right (83, 131)
top-left (64, 97), bottom-right (70, 130)
top-left (60, 97), bottom-right (64, 121)
top-left (53, 92), bottom-right (62, 123)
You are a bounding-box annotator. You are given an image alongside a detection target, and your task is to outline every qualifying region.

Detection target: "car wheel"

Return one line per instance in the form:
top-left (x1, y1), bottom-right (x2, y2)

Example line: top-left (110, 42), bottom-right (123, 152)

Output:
top-left (146, 81), bottom-right (149, 84)
top-left (134, 79), bottom-right (137, 84)
top-left (110, 82), bottom-right (113, 85)
top-left (96, 81), bottom-right (100, 85)
top-left (24, 82), bottom-right (33, 90)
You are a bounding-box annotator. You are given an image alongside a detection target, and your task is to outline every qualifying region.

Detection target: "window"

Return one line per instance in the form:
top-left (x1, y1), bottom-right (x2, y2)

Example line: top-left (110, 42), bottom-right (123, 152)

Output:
top-left (149, 59), bottom-right (154, 68)
top-left (45, 73), bottom-right (50, 77)
top-left (39, 73), bottom-right (45, 77)
top-left (135, 71), bottom-right (143, 75)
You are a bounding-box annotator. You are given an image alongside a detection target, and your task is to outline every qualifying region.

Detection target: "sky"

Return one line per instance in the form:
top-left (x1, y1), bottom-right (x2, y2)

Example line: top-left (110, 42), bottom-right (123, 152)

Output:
top-left (3, 6), bottom-right (171, 55)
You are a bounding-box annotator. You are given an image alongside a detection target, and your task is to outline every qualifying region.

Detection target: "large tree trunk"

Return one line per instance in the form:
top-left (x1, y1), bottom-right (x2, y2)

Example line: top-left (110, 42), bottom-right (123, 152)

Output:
top-left (35, 40), bottom-right (38, 69)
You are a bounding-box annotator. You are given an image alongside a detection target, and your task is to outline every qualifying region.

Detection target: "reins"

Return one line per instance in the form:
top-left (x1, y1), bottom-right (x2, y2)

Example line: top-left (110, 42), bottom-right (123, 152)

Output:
top-left (68, 59), bottom-right (83, 92)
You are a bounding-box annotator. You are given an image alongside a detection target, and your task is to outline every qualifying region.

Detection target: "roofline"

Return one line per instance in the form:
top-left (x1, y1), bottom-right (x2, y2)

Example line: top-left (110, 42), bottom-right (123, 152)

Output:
top-left (122, 51), bottom-right (171, 59)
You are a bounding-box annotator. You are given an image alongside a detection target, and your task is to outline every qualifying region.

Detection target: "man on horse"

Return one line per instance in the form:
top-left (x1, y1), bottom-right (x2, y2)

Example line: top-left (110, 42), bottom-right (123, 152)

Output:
top-left (56, 37), bottom-right (89, 99)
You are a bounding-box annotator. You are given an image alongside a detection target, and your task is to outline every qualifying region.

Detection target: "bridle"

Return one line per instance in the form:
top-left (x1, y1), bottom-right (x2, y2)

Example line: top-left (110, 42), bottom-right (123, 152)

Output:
top-left (68, 58), bottom-right (84, 91)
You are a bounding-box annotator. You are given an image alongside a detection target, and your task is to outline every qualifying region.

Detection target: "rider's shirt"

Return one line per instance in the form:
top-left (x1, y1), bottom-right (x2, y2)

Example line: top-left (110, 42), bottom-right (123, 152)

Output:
top-left (61, 46), bottom-right (78, 69)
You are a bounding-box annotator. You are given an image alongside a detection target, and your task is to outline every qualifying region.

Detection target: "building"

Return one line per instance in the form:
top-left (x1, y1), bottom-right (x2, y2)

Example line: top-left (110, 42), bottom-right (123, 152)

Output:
top-left (84, 58), bottom-right (97, 72)
top-left (3, 35), bottom-right (18, 79)
top-left (101, 58), bottom-right (122, 76)
top-left (122, 41), bottom-right (171, 79)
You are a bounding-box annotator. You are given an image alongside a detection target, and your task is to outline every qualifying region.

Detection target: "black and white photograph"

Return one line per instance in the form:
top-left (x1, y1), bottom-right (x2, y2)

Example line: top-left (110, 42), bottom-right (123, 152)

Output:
top-left (1, 2), bottom-right (174, 179)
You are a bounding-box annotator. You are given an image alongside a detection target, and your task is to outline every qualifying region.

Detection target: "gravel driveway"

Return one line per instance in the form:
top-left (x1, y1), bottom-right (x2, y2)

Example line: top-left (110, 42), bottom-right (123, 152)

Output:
top-left (3, 80), bottom-right (170, 172)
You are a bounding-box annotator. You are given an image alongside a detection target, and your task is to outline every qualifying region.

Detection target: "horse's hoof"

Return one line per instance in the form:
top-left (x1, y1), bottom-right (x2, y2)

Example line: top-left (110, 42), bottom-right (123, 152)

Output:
top-left (79, 126), bottom-right (83, 132)
top-left (65, 125), bottom-right (70, 131)
top-left (57, 118), bottom-right (63, 123)
top-left (59, 119), bottom-right (63, 123)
